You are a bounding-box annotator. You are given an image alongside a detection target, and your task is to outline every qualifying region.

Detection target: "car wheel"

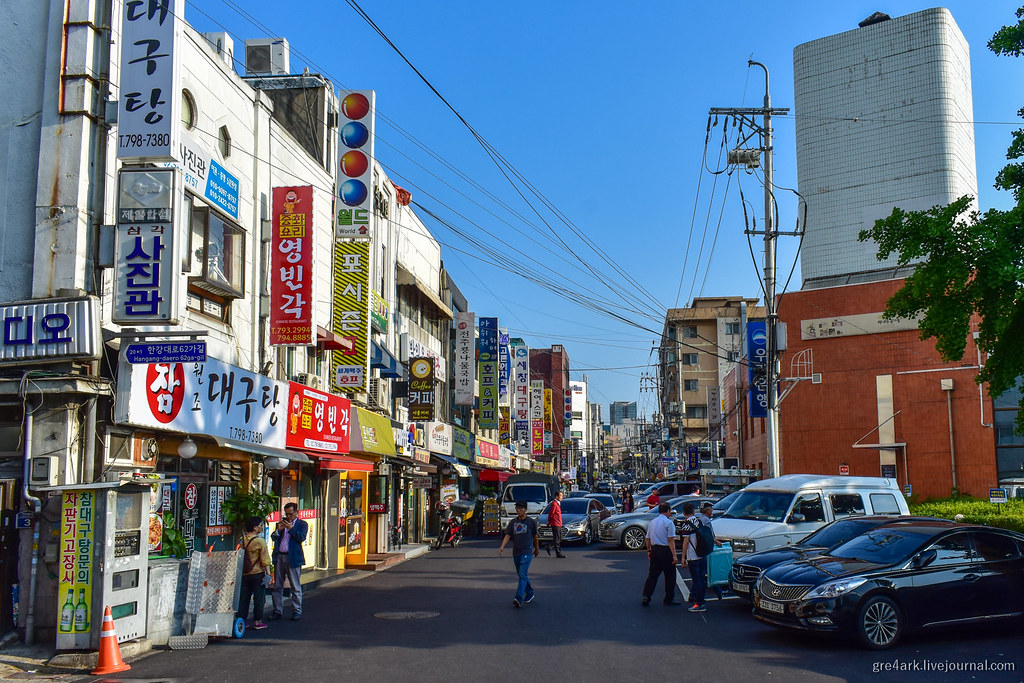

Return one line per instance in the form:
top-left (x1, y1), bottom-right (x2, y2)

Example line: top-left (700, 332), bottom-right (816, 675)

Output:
top-left (857, 596), bottom-right (903, 650)
top-left (583, 525), bottom-right (594, 545)
top-left (623, 527), bottom-right (646, 550)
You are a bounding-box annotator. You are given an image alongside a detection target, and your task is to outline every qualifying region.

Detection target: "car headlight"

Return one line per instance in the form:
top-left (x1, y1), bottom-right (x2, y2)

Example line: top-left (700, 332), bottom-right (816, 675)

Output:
top-left (803, 577), bottom-right (868, 599)
top-left (566, 520), bottom-right (587, 531)
top-left (604, 521), bottom-right (625, 529)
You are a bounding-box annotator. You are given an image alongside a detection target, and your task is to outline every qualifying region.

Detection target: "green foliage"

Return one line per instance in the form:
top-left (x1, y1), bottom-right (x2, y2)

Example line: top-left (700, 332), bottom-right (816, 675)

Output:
top-left (857, 6), bottom-right (1024, 433)
top-left (220, 486), bottom-right (279, 527)
top-left (909, 496), bottom-right (1024, 533)
top-left (161, 512), bottom-right (189, 559)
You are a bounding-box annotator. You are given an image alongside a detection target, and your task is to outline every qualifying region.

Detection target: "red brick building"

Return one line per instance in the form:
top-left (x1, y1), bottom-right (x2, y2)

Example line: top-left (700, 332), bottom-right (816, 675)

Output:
top-left (530, 345), bottom-right (570, 465)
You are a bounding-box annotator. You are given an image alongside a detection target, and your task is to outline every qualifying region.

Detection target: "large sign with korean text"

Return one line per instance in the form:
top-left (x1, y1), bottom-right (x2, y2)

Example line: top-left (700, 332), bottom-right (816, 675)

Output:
top-left (498, 328), bottom-right (510, 404)
top-left (511, 341), bottom-right (530, 433)
top-left (113, 169), bottom-right (178, 323)
top-left (747, 321), bottom-right (768, 419)
top-left (57, 490), bottom-right (95, 649)
top-left (401, 333), bottom-right (447, 382)
top-left (271, 186), bottom-right (315, 345)
top-left (286, 383), bottom-right (351, 453)
top-left (332, 240), bottom-right (371, 392)
top-left (335, 90), bottom-right (376, 239)
top-left (0, 297), bottom-right (101, 364)
top-left (118, 0), bottom-right (181, 161)
top-left (530, 379), bottom-right (544, 456)
top-left (426, 421), bottom-right (452, 455)
top-left (800, 312), bottom-right (920, 340)
top-left (544, 388), bottom-right (553, 448)
top-left (454, 312), bottom-right (475, 406)
top-left (115, 356), bottom-right (288, 447)
top-left (478, 317), bottom-right (498, 429)
top-left (408, 357), bottom-right (435, 422)
top-left (475, 438), bottom-right (500, 467)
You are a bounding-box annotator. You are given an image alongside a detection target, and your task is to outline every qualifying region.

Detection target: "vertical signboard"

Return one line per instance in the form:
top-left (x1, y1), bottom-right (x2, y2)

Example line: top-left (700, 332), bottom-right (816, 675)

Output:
top-left (478, 317), bottom-right (498, 429)
top-left (113, 169), bottom-right (178, 324)
top-left (332, 240), bottom-right (371, 392)
top-left (270, 186), bottom-right (315, 345)
top-left (747, 322), bottom-right (768, 418)
top-left (286, 383), bottom-right (351, 453)
top-left (335, 91), bottom-right (376, 239)
top-left (512, 342), bottom-right (530, 434)
top-left (498, 328), bottom-right (510, 404)
top-left (530, 379), bottom-right (544, 456)
top-left (543, 388), bottom-right (553, 448)
top-left (118, 0), bottom-right (181, 161)
top-left (408, 357), bottom-right (435, 422)
top-left (499, 406), bottom-right (511, 445)
top-left (454, 312), bottom-right (475, 406)
top-left (57, 491), bottom-right (95, 649)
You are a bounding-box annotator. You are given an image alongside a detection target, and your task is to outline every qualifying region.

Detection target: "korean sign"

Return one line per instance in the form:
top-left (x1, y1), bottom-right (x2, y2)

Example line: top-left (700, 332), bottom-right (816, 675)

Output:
top-left (118, 0), bottom-right (181, 162)
top-left (115, 356), bottom-right (288, 447)
top-left (408, 357), bottom-right (435, 422)
top-left (544, 388), bottom-right (553, 448)
top-left (0, 297), bottom-right (101, 364)
top-left (511, 341), bottom-right (530, 434)
top-left (113, 169), bottom-right (178, 323)
top-left (166, 131), bottom-right (239, 219)
top-left (498, 329), bottom-right (510, 405)
top-left (286, 383), bottom-right (351, 453)
top-left (747, 321), bottom-right (768, 418)
top-left (478, 317), bottom-right (498, 429)
top-left (530, 379), bottom-right (544, 456)
top-left (475, 438), bottom-right (500, 467)
top-left (270, 186), bottom-right (315, 345)
top-left (57, 491), bottom-right (95, 649)
top-left (336, 90), bottom-right (376, 239)
top-left (401, 333), bottom-right (447, 382)
top-left (332, 240), bottom-right (371, 392)
top-left (454, 312), bottom-right (475, 406)
top-left (499, 406), bottom-right (511, 445)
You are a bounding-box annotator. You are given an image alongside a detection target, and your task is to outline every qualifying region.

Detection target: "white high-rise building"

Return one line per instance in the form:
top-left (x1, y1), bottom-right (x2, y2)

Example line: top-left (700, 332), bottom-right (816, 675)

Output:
top-left (794, 8), bottom-right (978, 288)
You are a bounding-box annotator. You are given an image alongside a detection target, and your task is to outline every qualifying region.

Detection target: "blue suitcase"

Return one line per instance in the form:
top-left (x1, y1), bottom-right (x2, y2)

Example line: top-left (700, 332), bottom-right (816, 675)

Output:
top-left (706, 542), bottom-right (733, 587)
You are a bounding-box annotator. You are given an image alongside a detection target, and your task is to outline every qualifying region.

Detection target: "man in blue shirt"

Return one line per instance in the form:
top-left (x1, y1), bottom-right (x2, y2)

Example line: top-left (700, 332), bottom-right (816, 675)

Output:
top-left (641, 502), bottom-right (679, 606)
top-left (498, 500), bottom-right (540, 608)
top-left (269, 502), bottom-right (308, 621)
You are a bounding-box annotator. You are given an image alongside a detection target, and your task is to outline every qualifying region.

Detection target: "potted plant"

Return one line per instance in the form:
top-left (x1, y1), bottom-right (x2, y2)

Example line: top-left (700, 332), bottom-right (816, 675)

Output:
top-left (221, 485), bottom-right (279, 531)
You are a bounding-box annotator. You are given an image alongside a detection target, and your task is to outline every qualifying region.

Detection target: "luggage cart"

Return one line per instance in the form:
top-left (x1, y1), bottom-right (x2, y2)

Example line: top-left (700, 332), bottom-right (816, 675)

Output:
top-left (168, 548), bottom-right (246, 650)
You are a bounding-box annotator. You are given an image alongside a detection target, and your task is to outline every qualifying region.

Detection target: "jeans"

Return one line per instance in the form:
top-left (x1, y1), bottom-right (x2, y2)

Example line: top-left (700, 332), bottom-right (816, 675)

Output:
top-left (237, 573), bottom-right (266, 622)
top-left (512, 553), bottom-right (535, 602)
top-left (687, 556), bottom-right (707, 606)
top-left (272, 554), bottom-right (303, 616)
top-left (643, 545), bottom-right (677, 602)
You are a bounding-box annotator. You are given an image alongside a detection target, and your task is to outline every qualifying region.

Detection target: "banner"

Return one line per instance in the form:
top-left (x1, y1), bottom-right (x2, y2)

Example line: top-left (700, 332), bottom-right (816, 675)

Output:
top-left (512, 341), bottom-right (530, 433)
top-left (285, 383), bottom-right (351, 453)
top-left (478, 317), bottom-right (499, 429)
top-left (454, 312), bottom-right (475, 406)
top-left (408, 357), bottom-right (435, 421)
top-left (499, 406), bottom-right (511, 445)
top-left (332, 240), bottom-right (371, 392)
top-left (544, 389), bottom-right (553, 448)
top-left (747, 321), bottom-right (768, 418)
top-left (336, 90), bottom-right (376, 239)
top-left (57, 491), bottom-right (95, 649)
top-left (498, 328), bottom-right (510, 404)
top-left (530, 380), bottom-right (544, 456)
top-left (271, 186), bottom-right (315, 345)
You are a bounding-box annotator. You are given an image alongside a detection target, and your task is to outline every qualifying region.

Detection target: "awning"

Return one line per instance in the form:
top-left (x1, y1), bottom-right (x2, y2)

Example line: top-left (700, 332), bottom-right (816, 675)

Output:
top-left (432, 453), bottom-right (470, 478)
top-left (316, 325), bottom-right (353, 352)
top-left (211, 436), bottom-right (311, 463)
top-left (349, 407), bottom-right (398, 457)
top-left (478, 469), bottom-right (511, 483)
top-left (311, 453), bottom-right (375, 472)
top-left (371, 343), bottom-right (403, 379)
top-left (396, 267), bottom-right (453, 320)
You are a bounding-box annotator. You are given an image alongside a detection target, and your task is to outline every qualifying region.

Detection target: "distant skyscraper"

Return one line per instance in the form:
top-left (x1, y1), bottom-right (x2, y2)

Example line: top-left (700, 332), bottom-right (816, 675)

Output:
top-left (609, 401), bottom-right (636, 426)
top-left (794, 8), bottom-right (978, 289)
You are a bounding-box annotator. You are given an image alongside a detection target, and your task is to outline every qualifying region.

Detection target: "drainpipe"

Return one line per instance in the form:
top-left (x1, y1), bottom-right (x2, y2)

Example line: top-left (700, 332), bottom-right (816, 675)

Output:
top-left (942, 379), bottom-right (957, 493)
top-left (22, 406), bottom-right (42, 646)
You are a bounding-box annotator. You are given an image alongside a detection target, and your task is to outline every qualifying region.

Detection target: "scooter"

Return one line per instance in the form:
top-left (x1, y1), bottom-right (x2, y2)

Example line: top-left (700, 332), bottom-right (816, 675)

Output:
top-left (432, 500), bottom-right (475, 550)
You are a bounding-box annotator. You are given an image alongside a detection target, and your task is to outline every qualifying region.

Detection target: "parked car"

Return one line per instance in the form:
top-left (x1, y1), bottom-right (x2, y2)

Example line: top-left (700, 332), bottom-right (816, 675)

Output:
top-left (712, 474), bottom-right (910, 557)
top-left (711, 490), bottom-right (742, 518)
top-left (731, 515), bottom-right (925, 601)
top-left (750, 519), bottom-right (1024, 649)
top-left (538, 497), bottom-right (612, 545)
top-left (565, 490), bottom-right (590, 499)
top-left (499, 474), bottom-right (560, 530)
top-left (600, 495), bottom-right (718, 550)
top-left (585, 493), bottom-right (620, 513)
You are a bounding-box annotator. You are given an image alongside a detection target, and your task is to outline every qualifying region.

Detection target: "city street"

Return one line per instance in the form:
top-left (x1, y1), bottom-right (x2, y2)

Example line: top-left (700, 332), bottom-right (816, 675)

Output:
top-left (104, 538), bottom-right (1023, 683)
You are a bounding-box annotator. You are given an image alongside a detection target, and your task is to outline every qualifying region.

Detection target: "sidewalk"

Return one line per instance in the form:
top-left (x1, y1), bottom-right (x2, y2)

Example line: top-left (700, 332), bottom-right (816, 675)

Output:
top-left (0, 543), bottom-right (432, 679)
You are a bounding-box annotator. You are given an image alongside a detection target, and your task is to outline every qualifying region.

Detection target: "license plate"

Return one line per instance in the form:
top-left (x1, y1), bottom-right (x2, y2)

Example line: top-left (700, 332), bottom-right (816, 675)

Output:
top-left (759, 598), bottom-right (784, 614)
top-left (732, 581), bottom-right (750, 594)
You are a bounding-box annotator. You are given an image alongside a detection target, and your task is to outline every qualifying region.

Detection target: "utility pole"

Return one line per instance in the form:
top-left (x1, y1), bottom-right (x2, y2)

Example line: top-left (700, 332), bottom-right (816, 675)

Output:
top-left (710, 60), bottom-right (795, 479)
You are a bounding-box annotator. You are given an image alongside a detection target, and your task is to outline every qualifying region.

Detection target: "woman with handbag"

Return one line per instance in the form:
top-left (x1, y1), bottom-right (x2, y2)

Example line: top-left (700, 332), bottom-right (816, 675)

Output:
top-left (237, 516), bottom-right (272, 630)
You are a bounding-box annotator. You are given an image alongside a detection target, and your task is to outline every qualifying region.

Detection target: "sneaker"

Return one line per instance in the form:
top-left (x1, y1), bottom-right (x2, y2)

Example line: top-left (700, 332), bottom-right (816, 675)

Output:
top-left (641, 596), bottom-right (650, 606)
top-left (290, 613), bottom-right (302, 621)
top-left (688, 604), bottom-right (707, 613)
top-left (524, 595), bottom-right (535, 604)
top-left (545, 545), bottom-right (552, 556)
top-left (252, 621), bottom-right (268, 630)
top-left (267, 612), bottom-right (283, 621)
top-left (512, 598), bottom-right (522, 608)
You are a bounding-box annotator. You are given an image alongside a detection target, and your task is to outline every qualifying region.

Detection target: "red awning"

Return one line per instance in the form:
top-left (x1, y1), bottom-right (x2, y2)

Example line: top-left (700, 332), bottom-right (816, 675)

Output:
top-left (313, 453), bottom-right (374, 472)
top-left (317, 326), bottom-right (353, 352)
top-left (478, 469), bottom-right (510, 483)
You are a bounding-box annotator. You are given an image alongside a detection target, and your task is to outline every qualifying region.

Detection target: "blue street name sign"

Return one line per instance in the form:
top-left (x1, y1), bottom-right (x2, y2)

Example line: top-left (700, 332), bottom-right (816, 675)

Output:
top-left (126, 341), bottom-right (207, 364)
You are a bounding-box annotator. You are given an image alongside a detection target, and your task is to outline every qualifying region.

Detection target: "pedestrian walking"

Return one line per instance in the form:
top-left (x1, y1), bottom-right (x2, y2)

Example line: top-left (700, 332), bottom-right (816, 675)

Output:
top-left (237, 516), bottom-right (272, 630)
top-left (497, 500), bottom-right (540, 607)
top-left (269, 502), bottom-right (308, 621)
top-left (621, 487), bottom-right (633, 513)
top-left (700, 501), bottom-right (725, 599)
top-left (641, 502), bottom-right (679, 606)
top-left (545, 491), bottom-right (566, 557)
top-left (679, 501), bottom-right (715, 612)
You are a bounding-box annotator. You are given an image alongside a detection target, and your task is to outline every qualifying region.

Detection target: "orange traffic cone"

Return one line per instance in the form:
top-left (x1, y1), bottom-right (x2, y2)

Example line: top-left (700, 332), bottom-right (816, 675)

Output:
top-left (91, 605), bottom-right (131, 675)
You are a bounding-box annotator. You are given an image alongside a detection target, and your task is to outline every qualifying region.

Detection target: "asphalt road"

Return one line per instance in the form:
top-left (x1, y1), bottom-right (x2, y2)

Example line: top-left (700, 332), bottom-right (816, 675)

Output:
top-left (101, 538), bottom-right (1024, 683)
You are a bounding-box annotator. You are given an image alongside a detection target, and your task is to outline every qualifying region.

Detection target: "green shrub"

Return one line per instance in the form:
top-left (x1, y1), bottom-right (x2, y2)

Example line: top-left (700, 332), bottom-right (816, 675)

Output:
top-left (909, 495), bottom-right (1024, 533)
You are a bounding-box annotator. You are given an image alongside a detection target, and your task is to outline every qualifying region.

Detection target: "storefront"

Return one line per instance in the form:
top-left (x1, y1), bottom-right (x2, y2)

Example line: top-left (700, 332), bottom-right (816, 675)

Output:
top-left (347, 407), bottom-right (398, 562)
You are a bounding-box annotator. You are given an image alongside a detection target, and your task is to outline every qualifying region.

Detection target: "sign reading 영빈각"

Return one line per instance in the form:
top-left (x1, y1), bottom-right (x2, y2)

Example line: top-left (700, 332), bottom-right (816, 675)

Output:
top-left (270, 186), bottom-right (315, 346)
top-left (285, 383), bottom-right (351, 453)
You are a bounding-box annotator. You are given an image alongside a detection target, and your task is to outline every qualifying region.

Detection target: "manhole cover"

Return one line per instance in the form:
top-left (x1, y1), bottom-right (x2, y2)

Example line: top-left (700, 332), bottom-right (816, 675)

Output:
top-left (373, 611), bottom-right (440, 620)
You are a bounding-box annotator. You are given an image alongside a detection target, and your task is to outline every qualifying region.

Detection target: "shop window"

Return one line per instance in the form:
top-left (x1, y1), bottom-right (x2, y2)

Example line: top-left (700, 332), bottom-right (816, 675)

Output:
top-left (188, 204), bottom-right (245, 299)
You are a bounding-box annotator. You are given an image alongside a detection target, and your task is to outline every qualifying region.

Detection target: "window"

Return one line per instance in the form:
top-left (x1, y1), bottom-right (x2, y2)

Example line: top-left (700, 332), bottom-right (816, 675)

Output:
top-left (188, 204), bottom-right (245, 299)
top-left (791, 494), bottom-right (825, 523)
top-left (684, 405), bottom-right (707, 419)
top-left (830, 493), bottom-right (865, 518)
top-left (682, 326), bottom-right (698, 338)
top-left (682, 353), bottom-right (698, 365)
top-left (218, 125), bottom-right (232, 158)
top-left (927, 533), bottom-right (974, 566)
top-left (728, 351), bottom-right (740, 362)
top-left (683, 379), bottom-right (699, 392)
top-left (725, 322), bottom-right (740, 335)
top-left (181, 90), bottom-right (196, 130)
top-left (869, 493), bottom-right (900, 514)
top-left (972, 531), bottom-right (1021, 562)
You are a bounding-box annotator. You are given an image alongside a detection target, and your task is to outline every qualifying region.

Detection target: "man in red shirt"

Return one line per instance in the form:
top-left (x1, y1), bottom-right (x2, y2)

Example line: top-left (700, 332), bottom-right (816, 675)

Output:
top-left (545, 491), bottom-right (566, 558)
top-left (646, 490), bottom-right (660, 509)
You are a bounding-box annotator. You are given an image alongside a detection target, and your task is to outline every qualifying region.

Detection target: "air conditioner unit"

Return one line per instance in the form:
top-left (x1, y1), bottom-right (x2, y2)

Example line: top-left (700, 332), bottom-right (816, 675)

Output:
top-left (244, 38), bottom-right (290, 76)
top-left (294, 372), bottom-right (320, 388)
top-left (202, 32), bottom-right (235, 68)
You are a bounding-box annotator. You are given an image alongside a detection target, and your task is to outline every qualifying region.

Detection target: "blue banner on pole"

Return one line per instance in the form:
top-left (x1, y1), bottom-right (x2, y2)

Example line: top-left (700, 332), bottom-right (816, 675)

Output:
top-left (747, 321), bottom-right (768, 418)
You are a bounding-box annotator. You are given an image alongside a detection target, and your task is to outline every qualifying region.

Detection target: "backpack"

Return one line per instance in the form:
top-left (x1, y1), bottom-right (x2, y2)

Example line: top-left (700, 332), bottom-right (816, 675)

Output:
top-left (242, 537), bottom-right (257, 573)
top-left (693, 518), bottom-right (715, 558)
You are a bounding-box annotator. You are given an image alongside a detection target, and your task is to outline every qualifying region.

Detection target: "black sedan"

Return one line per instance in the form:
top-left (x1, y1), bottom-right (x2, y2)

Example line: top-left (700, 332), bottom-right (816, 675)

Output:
top-left (751, 519), bottom-right (1024, 649)
top-left (538, 498), bottom-right (612, 545)
top-left (732, 515), bottom-right (929, 600)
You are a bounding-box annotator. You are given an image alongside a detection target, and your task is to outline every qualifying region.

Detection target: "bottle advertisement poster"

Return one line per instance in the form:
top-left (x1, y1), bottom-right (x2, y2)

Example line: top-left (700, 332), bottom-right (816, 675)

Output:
top-left (57, 490), bottom-right (95, 649)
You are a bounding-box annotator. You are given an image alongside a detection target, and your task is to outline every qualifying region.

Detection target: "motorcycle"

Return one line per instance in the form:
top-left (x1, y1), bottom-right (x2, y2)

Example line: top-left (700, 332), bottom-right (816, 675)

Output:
top-left (432, 500), bottom-right (475, 550)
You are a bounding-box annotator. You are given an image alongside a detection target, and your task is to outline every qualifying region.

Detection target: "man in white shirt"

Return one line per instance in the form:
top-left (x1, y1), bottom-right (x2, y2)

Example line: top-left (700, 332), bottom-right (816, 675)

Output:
top-left (641, 502), bottom-right (679, 606)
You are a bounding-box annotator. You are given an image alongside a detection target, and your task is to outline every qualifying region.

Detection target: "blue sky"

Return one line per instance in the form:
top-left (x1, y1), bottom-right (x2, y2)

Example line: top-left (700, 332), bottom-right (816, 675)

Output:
top-left (189, 1), bottom-right (1024, 419)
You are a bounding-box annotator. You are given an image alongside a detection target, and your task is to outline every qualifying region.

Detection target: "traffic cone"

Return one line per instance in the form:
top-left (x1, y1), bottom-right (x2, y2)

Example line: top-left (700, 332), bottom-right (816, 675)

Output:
top-left (91, 605), bottom-right (130, 675)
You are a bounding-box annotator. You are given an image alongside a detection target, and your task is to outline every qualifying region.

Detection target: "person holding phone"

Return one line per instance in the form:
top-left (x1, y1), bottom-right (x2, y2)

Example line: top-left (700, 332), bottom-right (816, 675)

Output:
top-left (269, 502), bottom-right (308, 621)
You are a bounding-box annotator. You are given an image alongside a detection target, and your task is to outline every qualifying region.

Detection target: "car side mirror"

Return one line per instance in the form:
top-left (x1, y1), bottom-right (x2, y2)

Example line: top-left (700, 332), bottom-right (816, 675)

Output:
top-left (913, 549), bottom-right (937, 569)
top-left (788, 513), bottom-right (806, 524)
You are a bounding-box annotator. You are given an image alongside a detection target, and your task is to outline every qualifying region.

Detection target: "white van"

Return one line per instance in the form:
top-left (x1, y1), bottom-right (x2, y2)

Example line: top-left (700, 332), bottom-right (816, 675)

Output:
top-left (711, 474), bottom-right (909, 556)
top-left (498, 474), bottom-right (560, 530)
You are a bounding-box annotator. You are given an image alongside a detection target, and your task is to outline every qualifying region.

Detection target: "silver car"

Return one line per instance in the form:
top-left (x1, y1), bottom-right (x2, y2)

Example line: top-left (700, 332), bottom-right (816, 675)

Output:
top-left (538, 498), bottom-right (611, 545)
top-left (599, 495), bottom-right (719, 550)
